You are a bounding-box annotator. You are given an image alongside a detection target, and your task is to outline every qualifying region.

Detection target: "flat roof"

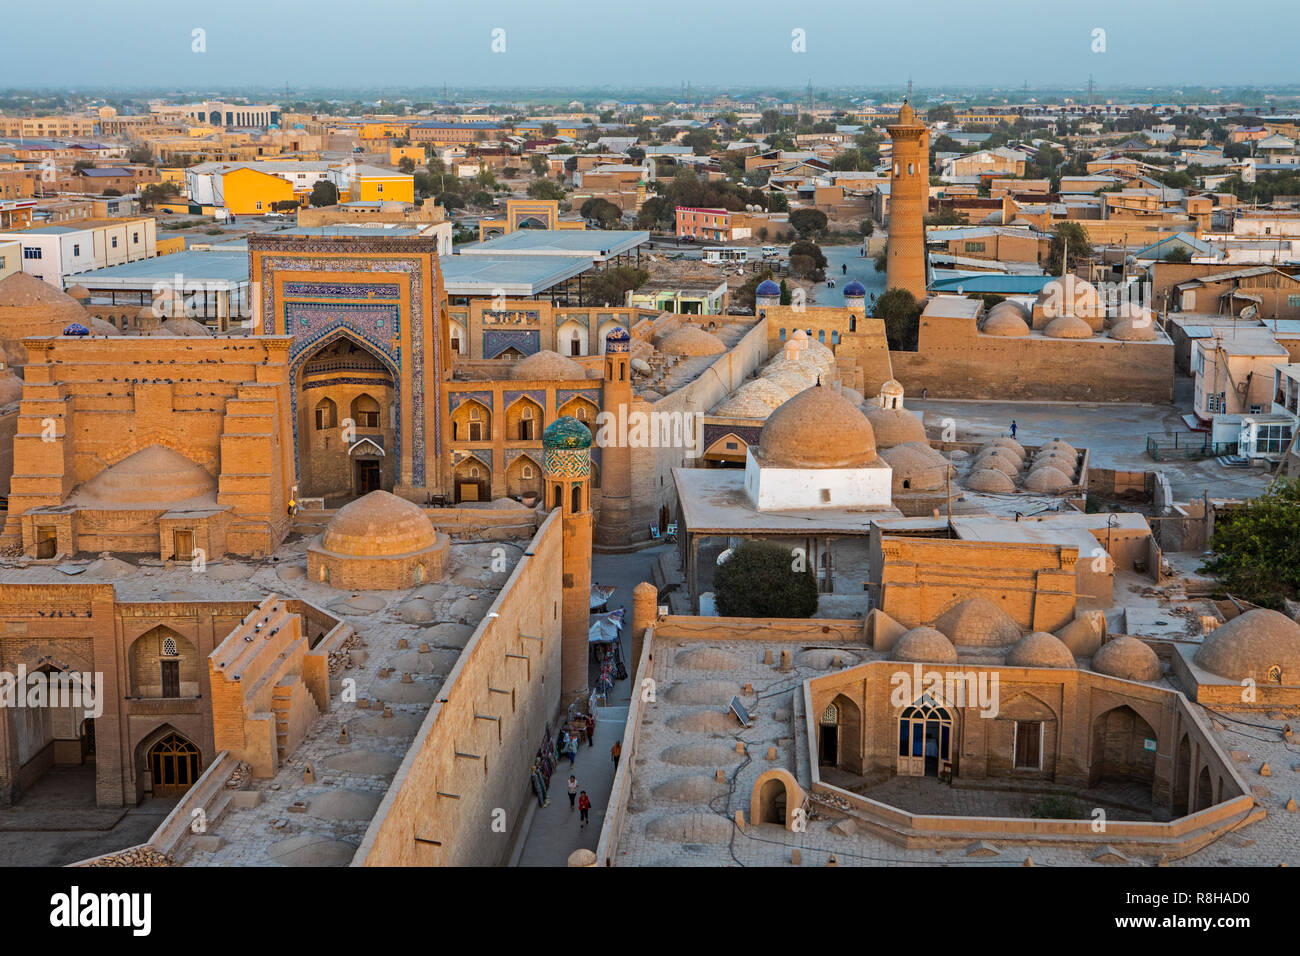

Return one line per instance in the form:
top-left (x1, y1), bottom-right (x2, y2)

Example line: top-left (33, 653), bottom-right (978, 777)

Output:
top-left (457, 229), bottom-right (649, 261)
top-left (673, 467), bottom-right (898, 536)
top-left (441, 254), bottom-right (593, 296)
top-left (73, 250), bottom-right (249, 289)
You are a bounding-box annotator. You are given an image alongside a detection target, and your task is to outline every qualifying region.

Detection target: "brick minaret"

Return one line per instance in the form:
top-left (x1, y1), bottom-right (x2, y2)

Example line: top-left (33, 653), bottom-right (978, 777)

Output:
top-left (542, 415), bottom-right (594, 704)
top-left (885, 100), bottom-right (930, 301)
top-left (595, 326), bottom-right (632, 546)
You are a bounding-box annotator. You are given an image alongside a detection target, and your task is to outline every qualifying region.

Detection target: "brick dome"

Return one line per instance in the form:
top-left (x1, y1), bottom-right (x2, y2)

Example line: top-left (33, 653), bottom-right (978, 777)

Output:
top-left (882, 441), bottom-right (951, 493)
top-left (966, 467), bottom-right (1017, 493)
top-left (891, 626), bottom-right (958, 664)
top-left (1193, 609), bottom-right (1300, 684)
top-left (659, 325), bottom-right (726, 357)
top-left (510, 349), bottom-right (587, 381)
top-left (0, 272), bottom-right (91, 367)
top-left (989, 437), bottom-right (1026, 457)
top-left (1037, 275), bottom-right (1102, 320)
top-left (81, 445), bottom-right (216, 505)
top-left (1110, 316), bottom-right (1158, 341)
top-left (322, 491), bottom-right (436, 557)
top-left (1007, 631), bottom-right (1076, 668)
top-left (935, 596), bottom-right (1022, 647)
top-left (1044, 315), bottom-right (1094, 339)
top-left (1092, 636), bottom-right (1162, 682)
top-left (982, 305), bottom-right (1030, 337)
top-left (757, 384), bottom-right (878, 468)
top-left (0, 367), bottom-right (22, 406)
top-left (973, 448), bottom-right (1022, 476)
top-left (714, 379), bottom-right (790, 418)
top-left (867, 405), bottom-right (927, 448)
top-left (1024, 465), bottom-right (1072, 493)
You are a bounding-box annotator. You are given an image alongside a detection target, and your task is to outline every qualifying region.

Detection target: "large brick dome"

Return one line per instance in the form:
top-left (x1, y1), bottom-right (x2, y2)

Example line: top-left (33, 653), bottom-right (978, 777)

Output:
top-left (891, 626), bottom-right (958, 664)
top-left (1193, 609), bottom-right (1300, 684)
top-left (510, 349), bottom-right (587, 381)
top-left (322, 491), bottom-right (436, 557)
top-left (81, 445), bottom-right (216, 505)
top-left (1092, 636), bottom-right (1162, 682)
top-left (934, 596), bottom-right (1022, 647)
top-left (757, 384), bottom-right (877, 469)
top-left (0, 272), bottom-right (91, 367)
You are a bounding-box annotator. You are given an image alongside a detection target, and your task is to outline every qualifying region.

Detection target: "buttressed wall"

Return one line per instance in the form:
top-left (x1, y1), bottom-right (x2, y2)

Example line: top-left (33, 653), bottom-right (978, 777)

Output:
top-left (354, 510), bottom-right (564, 867)
top-left (890, 310), bottom-right (1174, 403)
top-left (871, 534), bottom-right (1078, 633)
top-left (2, 335), bottom-right (295, 558)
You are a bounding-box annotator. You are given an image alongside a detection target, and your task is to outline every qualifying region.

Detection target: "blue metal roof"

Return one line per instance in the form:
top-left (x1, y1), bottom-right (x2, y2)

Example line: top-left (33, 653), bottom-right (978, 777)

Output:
top-left (929, 273), bottom-right (1056, 295)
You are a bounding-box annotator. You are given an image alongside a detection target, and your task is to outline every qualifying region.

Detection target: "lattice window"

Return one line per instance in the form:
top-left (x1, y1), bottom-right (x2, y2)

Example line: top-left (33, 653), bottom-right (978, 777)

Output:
top-left (161, 636), bottom-right (178, 657)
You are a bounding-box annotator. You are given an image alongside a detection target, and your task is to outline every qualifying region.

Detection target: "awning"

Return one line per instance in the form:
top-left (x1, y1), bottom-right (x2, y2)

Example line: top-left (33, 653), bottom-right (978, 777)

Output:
top-left (590, 584), bottom-right (616, 610)
top-left (588, 608), bottom-right (624, 643)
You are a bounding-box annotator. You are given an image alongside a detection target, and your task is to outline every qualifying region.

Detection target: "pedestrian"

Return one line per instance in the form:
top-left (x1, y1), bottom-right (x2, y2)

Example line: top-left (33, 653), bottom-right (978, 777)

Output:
top-left (578, 790), bottom-right (591, 828)
top-left (567, 775), bottom-right (578, 811)
top-left (1009, 419), bottom-right (1018, 439)
top-left (565, 733), bottom-right (578, 768)
top-left (611, 739), bottom-right (622, 769)
top-left (585, 713), bottom-right (595, 747)
top-left (921, 388), bottom-right (927, 399)
top-left (842, 263), bottom-right (847, 275)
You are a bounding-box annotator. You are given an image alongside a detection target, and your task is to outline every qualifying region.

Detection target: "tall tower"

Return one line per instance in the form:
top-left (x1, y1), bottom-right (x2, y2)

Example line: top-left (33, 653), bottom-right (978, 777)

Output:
top-left (542, 416), bottom-right (594, 704)
top-left (595, 326), bottom-right (632, 546)
top-left (885, 99), bottom-right (930, 301)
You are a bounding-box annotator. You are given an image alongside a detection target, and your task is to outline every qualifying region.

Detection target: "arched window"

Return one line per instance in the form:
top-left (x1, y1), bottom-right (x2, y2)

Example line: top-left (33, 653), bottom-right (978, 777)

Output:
top-left (779, 328), bottom-right (786, 341)
top-left (571, 484), bottom-right (582, 512)
top-left (352, 394), bottom-right (380, 429)
top-left (314, 397), bottom-right (336, 430)
top-left (831, 331), bottom-right (840, 345)
top-left (161, 636), bottom-right (178, 657)
top-left (553, 483), bottom-right (562, 508)
top-left (818, 329), bottom-right (825, 344)
top-left (820, 703), bottom-right (838, 725)
top-left (522, 464), bottom-right (534, 479)
top-left (849, 315), bottom-right (856, 332)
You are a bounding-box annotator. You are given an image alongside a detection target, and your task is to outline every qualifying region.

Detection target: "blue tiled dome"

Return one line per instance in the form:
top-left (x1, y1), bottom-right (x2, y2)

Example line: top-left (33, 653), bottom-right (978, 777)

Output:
top-left (542, 416), bottom-right (593, 450)
top-left (62, 323), bottom-right (89, 336)
top-left (756, 279), bottom-right (781, 297)
top-left (843, 280), bottom-right (867, 296)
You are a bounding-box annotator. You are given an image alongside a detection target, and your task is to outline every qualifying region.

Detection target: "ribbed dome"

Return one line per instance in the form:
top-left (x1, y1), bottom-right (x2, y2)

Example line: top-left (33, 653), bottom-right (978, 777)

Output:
top-left (1037, 275), bottom-right (1102, 319)
top-left (1007, 631), bottom-right (1076, 668)
top-left (1092, 636), bottom-right (1161, 682)
top-left (982, 308), bottom-right (1030, 337)
top-left (510, 349), bottom-right (587, 381)
top-left (757, 384), bottom-right (877, 468)
top-left (843, 279), bottom-right (867, 296)
top-left (605, 325), bottom-right (631, 345)
top-left (935, 596), bottom-right (1022, 647)
top-left (989, 437), bottom-right (1026, 457)
top-left (1044, 315), bottom-right (1094, 339)
top-left (867, 405), bottom-right (927, 448)
top-left (891, 627), bottom-right (958, 663)
top-left (1024, 465), bottom-right (1073, 493)
top-left (882, 441), bottom-right (951, 493)
top-left (1110, 317), bottom-right (1158, 341)
top-left (322, 491), bottom-right (435, 557)
top-left (81, 445), bottom-right (215, 505)
top-left (659, 325), bottom-right (726, 356)
top-left (756, 279), bottom-right (781, 297)
top-left (714, 378), bottom-right (790, 417)
top-left (966, 468), bottom-right (1017, 493)
top-left (1193, 609), bottom-right (1300, 683)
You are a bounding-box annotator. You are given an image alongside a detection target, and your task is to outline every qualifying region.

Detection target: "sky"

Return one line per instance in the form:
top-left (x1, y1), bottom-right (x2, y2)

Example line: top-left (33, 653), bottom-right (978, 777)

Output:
top-left (2, 0), bottom-right (1299, 92)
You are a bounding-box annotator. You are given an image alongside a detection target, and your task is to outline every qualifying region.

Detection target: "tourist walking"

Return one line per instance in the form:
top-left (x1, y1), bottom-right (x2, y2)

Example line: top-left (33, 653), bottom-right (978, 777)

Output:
top-left (1009, 420), bottom-right (1017, 439)
top-left (578, 791), bottom-right (591, 828)
top-left (564, 733), bottom-right (578, 768)
top-left (585, 713), bottom-right (595, 747)
top-left (611, 740), bottom-right (622, 769)
top-left (567, 775), bottom-right (578, 811)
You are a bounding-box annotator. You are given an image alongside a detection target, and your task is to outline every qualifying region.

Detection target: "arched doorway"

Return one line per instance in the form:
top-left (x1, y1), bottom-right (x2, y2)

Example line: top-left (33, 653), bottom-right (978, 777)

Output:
top-left (453, 456), bottom-right (490, 503)
top-left (146, 731), bottom-right (201, 797)
top-left (1089, 705), bottom-right (1158, 789)
top-left (1194, 765), bottom-right (1214, 812)
top-left (80, 718), bottom-right (95, 763)
top-left (296, 337), bottom-right (397, 500)
top-left (897, 696), bottom-right (953, 777)
top-left (1172, 734), bottom-right (1191, 815)
top-left (818, 694), bottom-right (862, 773)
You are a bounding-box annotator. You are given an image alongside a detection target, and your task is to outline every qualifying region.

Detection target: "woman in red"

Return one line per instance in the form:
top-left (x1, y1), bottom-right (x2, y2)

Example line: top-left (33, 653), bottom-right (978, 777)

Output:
top-left (577, 791), bottom-right (591, 828)
top-left (584, 714), bottom-right (595, 747)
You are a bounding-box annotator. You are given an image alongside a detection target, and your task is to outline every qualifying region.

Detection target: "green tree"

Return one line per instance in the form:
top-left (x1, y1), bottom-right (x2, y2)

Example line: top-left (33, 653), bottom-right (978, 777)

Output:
top-left (580, 197), bottom-right (622, 228)
top-left (788, 239), bottom-right (826, 271)
top-left (778, 279), bottom-right (792, 306)
top-left (735, 269), bottom-right (776, 311)
top-left (875, 287), bottom-right (922, 351)
top-left (398, 157), bottom-right (416, 174)
top-left (1046, 221), bottom-right (1094, 275)
top-left (583, 266), bottom-right (648, 306)
top-left (859, 218), bottom-right (875, 237)
top-left (540, 123), bottom-right (558, 138)
top-left (527, 178), bottom-right (565, 201)
top-left (926, 105), bottom-right (957, 124)
top-left (529, 154), bottom-right (550, 177)
top-left (309, 180), bottom-right (339, 207)
top-left (713, 540), bottom-right (819, 618)
top-left (1163, 246), bottom-right (1193, 263)
top-left (1200, 479), bottom-right (1300, 608)
top-left (789, 208), bottom-right (829, 238)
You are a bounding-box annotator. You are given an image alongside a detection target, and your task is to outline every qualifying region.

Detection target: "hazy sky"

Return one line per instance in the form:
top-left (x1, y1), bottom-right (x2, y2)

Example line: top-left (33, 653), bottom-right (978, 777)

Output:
top-left (2, 0), bottom-right (1298, 91)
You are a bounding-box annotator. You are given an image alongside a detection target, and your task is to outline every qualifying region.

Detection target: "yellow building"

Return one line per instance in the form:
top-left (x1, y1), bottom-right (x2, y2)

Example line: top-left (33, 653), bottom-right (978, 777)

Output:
top-left (351, 168), bottom-right (414, 204)
top-left (0, 239), bottom-right (20, 282)
top-left (221, 166), bottom-right (295, 215)
top-left (389, 145), bottom-right (426, 166)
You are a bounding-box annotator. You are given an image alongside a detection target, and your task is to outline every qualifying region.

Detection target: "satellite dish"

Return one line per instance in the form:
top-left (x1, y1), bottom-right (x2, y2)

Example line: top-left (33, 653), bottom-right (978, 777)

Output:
top-left (716, 548), bottom-right (735, 565)
top-left (1241, 304), bottom-right (1258, 320)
